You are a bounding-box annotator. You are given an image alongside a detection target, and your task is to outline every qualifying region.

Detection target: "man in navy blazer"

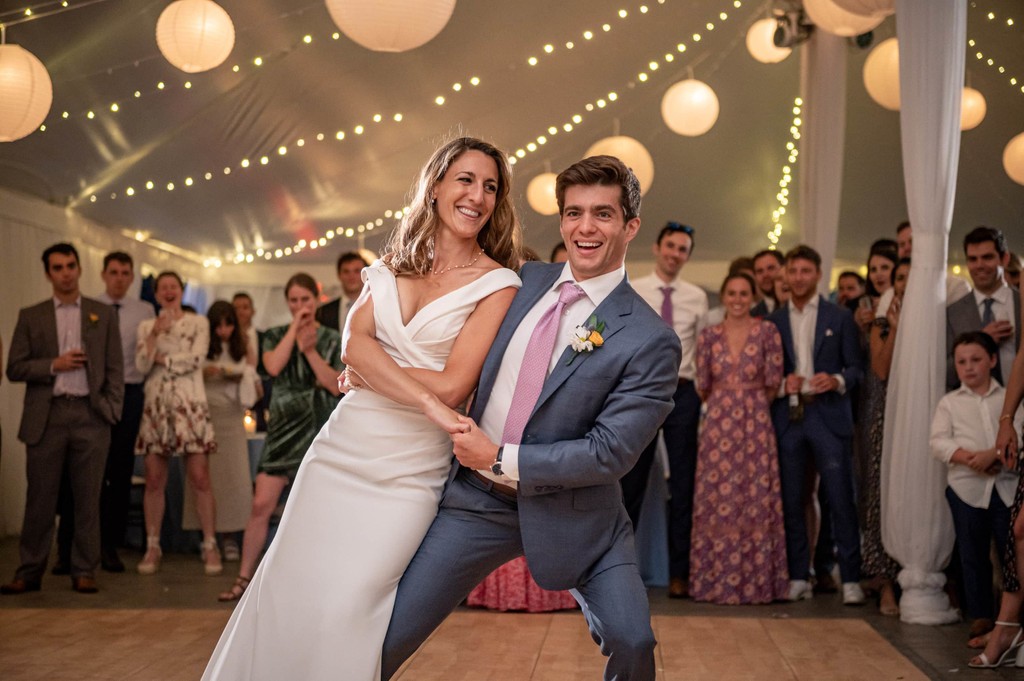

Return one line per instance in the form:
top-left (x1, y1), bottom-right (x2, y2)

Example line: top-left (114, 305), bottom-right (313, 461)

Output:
top-left (381, 156), bottom-right (681, 681)
top-left (766, 244), bottom-right (865, 605)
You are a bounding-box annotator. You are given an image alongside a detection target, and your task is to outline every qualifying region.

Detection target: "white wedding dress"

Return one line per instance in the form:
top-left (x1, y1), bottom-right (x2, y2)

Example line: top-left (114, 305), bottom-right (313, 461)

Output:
top-left (202, 263), bottom-right (521, 681)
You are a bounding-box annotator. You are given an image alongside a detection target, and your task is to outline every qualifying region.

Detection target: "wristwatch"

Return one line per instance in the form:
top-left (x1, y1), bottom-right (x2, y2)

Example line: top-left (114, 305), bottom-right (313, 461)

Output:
top-left (490, 446), bottom-right (504, 476)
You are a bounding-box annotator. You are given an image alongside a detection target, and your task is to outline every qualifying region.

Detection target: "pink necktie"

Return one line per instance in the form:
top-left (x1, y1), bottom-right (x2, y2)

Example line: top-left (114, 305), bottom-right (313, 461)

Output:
top-left (659, 286), bottom-right (674, 327)
top-left (501, 282), bottom-right (587, 445)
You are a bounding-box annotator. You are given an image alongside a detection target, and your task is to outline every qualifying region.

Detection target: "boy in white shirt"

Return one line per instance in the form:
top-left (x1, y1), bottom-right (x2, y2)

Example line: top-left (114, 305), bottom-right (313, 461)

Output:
top-left (931, 331), bottom-right (1023, 642)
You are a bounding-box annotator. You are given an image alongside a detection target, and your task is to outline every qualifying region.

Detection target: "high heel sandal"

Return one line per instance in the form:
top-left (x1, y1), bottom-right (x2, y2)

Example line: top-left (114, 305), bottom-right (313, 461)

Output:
top-left (137, 536), bottom-right (162, 575)
top-left (201, 538), bottom-right (223, 576)
top-left (968, 621), bottom-right (1023, 668)
top-left (218, 575), bottom-right (251, 602)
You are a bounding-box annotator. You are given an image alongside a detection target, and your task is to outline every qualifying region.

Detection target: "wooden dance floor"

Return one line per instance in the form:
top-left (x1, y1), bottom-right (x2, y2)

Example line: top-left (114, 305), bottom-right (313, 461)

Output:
top-left (0, 608), bottom-right (925, 680)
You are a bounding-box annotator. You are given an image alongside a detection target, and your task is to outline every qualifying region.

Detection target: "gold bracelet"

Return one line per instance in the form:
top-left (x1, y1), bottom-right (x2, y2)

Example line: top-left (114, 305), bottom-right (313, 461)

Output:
top-left (1000, 414), bottom-right (1013, 422)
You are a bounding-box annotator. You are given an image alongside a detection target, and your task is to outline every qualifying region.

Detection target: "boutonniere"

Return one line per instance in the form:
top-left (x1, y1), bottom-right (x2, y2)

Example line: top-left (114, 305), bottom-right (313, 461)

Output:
top-left (567, 314), bottom-right (606, 365)
top-left (87, 312), bottom-right (100, 327)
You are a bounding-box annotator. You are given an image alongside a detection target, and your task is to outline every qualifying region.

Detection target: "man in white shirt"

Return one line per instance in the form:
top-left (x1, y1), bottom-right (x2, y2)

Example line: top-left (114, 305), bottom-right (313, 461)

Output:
top-left (625, 221), bottom-right (707, 598)
top-left (946, 226), bottom-right (1020, 391)
top-left (316, 252), bottom-right (369, 337)
top-left (766, 245), bottom-right (865, 605)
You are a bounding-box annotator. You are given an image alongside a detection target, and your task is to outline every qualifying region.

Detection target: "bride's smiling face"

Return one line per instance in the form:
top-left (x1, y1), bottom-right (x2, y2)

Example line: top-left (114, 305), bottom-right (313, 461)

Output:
top-left (432, 150), bottom-right (498, 240)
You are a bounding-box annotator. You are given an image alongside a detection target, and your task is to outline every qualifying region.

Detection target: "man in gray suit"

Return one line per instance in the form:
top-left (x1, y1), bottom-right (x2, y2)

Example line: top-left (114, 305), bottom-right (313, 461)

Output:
top-left (381, 156), bottom-right (681, 680)
top-left (2, 243), bottom-right (123, 594)
top-left (946, 226), bottom-right (1019, 390)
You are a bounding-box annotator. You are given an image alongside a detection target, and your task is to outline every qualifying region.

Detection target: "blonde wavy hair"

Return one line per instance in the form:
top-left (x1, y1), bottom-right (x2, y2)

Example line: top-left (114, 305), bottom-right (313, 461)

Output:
top-left (382, 137), bottom-right (522, 275)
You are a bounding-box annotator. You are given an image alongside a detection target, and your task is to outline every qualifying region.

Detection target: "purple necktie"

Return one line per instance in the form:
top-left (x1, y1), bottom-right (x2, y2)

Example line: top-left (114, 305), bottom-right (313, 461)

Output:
top-left (501, 282), bottom-right (587, 445)
top-left (659, 286), bottom-right (674, 327)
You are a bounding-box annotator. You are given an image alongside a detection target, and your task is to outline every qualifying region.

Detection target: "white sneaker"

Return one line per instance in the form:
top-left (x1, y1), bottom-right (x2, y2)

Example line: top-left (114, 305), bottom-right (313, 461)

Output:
top-left (842, 582), bottom-right (866, 605)
top-left (787, 579), bottom-right (813, 601)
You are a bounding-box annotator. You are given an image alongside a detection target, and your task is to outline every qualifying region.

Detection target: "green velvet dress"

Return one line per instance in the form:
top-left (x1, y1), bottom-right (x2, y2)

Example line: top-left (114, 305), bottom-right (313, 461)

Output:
top-left (258, 324), bottom-right (342, 478)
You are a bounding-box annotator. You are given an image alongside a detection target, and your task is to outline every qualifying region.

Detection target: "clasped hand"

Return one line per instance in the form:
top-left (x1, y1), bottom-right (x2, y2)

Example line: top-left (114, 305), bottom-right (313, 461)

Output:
top-left (450, 416), bottom-right (497, 470)
top-left (52, 349), bottom-right (87, 372)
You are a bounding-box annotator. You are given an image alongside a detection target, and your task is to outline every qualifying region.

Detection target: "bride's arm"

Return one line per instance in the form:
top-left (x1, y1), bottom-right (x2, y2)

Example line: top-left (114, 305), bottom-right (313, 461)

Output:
top-left (342, 285), bottom-right (517, 416)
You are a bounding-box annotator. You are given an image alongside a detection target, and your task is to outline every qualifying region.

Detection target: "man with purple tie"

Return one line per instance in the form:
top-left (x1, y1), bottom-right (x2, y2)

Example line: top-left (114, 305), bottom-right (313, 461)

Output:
top-left (380, 156), bottom-right (681, 681)
top-left (623, 222), bottom-right (707, 599)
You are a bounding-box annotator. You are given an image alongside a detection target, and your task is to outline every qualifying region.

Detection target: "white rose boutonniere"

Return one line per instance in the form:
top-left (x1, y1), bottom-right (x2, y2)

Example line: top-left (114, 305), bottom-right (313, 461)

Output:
top-left (567, 314), bottom-right (606, 365)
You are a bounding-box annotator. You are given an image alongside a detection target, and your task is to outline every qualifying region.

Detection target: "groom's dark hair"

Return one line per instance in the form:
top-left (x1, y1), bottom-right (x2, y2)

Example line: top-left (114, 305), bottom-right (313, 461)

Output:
top-left (555, 155), bottom-right (642, 222)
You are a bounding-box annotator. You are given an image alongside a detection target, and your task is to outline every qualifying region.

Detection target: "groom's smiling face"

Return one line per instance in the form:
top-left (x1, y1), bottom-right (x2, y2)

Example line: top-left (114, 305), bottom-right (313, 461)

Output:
top-left (559, 184), bottom-right (640, 282)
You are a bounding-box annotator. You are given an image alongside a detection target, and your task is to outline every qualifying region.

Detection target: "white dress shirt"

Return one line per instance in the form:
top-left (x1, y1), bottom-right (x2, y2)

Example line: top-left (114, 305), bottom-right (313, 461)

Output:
top-left (97, 292), bottom-right (155, 384)
top-left (786, 296), bottom-right (846, 395)
top-left (631, 272), bottom-right (706, 380)
top-left (930, 378), bottom-right (1023, 508)
top-left (972, 283), bottom-right (1016, 385)
top-left (477, 264), bottom-right (625, 487)
top-left (53, 296), bottom-right (89, 396)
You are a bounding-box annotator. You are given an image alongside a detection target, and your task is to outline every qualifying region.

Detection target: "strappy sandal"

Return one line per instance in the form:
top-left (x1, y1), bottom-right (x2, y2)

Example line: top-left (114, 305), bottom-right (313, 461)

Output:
top-left (218, 576), bottom-right (251, 602)
top-left (969, 621), bottom-right (1024, 668)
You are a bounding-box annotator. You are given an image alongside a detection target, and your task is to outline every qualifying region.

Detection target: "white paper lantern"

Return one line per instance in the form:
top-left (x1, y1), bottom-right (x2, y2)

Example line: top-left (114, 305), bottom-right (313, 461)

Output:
top-left (584, 136), bottom-right (654, 195)
top-left (833, 0), bottom-right (895, 18)
top-left (325, 0), bottom-right (455, 52)
top-left (661, 79), bottom-right (720, 137)
top-left (746, 18), bottom-right (792, 64)
top-left (526, 172), bottom-right (559, 215)
top-left (1003, 132), bottom-right (1024, 186)
top-left (863, 37), bottom-right (900, 111)
top-left (0, 44), bottom-right (53, 142)
top-left (960, 87), bottom-right (986, 131)
top-left (156, 0), bottom-right (235, 74)
top-left (804, 0), bottom-right (885, 37)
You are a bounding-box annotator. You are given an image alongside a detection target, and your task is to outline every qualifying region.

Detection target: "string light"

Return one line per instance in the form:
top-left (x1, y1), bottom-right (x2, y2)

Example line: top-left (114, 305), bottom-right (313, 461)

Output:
top-left (506, 0), bottom-right (743, 168)
top-left (765, 97), bottom-right (802, 250)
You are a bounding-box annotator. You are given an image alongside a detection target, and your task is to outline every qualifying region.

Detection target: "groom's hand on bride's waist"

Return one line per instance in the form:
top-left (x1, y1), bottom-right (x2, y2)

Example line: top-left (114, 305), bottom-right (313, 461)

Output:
top-left (452, 416), bottom-right (499, 470)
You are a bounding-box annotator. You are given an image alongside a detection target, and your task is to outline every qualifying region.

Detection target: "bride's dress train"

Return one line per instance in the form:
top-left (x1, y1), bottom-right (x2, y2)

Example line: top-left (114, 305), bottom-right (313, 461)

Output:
top-left (202, 263), bottom-right (520, 680)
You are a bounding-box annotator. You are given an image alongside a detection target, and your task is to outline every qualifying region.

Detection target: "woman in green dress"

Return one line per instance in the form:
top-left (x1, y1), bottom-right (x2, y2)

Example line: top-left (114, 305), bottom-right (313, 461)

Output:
top-left (219, 272), bottom-right (343, 601)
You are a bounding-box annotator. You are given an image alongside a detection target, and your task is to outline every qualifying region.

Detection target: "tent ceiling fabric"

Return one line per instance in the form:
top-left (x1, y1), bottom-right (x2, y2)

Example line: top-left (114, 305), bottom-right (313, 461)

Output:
top-left (0, 0), bottom-right (1021, 268)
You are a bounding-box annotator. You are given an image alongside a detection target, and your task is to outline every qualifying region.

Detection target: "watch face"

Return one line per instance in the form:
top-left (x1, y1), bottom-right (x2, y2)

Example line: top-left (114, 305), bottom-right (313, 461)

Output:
top-left (490, 463), bottom-right (502, 476)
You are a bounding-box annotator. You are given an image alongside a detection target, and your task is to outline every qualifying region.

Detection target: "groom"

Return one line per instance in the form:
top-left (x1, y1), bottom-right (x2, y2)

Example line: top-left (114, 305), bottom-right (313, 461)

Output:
top-left (380, 156), bottom-right (681, 680)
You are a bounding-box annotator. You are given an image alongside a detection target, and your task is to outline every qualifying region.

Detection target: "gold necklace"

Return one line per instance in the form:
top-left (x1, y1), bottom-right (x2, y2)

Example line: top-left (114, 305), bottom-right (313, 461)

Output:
top-left (431, 249), bottom-right (484, 275)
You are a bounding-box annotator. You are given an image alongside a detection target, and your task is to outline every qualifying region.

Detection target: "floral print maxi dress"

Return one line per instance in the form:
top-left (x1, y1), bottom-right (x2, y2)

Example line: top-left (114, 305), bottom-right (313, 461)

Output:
top-left (689, 320), bottom-right (789, 604)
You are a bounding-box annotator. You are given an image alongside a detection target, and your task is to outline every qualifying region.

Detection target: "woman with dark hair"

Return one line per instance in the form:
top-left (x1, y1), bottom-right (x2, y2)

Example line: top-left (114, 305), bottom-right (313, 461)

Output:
top-left (216, 274), bottom-right (342, 601)
top-left (182, 302), bottom-right (258, 561)
top-left (204, 137), bottom-right (523, 680)
top-left (135, 271), bottom-right (219, 576)
top-left (689, 272), bottom-right (788, 604)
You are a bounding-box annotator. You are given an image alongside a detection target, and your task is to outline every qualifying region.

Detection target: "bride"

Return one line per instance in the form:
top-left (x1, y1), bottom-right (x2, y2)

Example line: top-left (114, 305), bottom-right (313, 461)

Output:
top-left (202, 137), bottom-right (523, 680)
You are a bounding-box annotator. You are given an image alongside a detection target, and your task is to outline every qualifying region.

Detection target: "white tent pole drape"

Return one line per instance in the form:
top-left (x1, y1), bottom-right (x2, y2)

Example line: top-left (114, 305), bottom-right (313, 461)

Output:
top-left (797, 30), bottom-right (846, 285)
top-left (881, 0), bottom-right (965, 625)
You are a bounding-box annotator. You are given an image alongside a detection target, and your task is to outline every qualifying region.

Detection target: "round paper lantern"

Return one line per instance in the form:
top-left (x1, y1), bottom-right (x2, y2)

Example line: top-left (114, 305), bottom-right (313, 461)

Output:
top-left (325, 0), bottom-right (455, 52)
top-left (960, 87), bottom-right (986, 131)
top-left (833, 0), bottom-right (894, 18)
top-left (746, 18), bottom-right (792, 64)
top-left (526, 172), bottom-right (559, 215)
top-left (0, 44), bottom-right (53, 142)
top-left (803, 0), bottom-right (885, 37)
top-left (1003, 132), bottom-right (1024, 186)
top-left (863, 37), bottom-right (900, 111)
top-left (156, 0), bottom-right (235, 74)
top-left (660, 79), bottom-right (720, 137)
top-left (584, 136), bottom-right (654, 195)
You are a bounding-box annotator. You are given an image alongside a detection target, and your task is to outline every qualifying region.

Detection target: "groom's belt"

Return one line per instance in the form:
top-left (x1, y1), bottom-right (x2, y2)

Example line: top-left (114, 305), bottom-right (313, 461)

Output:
top-left (466, 469), bottom-right (518, 498)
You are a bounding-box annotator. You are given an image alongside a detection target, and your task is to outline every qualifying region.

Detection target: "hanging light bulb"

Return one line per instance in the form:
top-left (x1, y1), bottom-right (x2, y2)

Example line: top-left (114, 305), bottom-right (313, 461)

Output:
top-left (584, 136), bottom-right (655, 195)
top-left (746, 18), bottom-right (791, 64)
top-left (863, 37), bottom-right (900, 111)
top-left (0, 43), bottom-right (53, 142)
top-left (1003, 132), bottom-right (1024, 186)
top-left (660, 79), bottom-right (720, 137)
top-left (960, 87), bottom-right (986, 131)
top-left (156, 0), bottom-right (235, 74)
top-left (526, 172), bottom-right (559, 215)
top-left (803, 0), bottom-right (886, 37)
top-left (324, 0), bottom-right (455, 52)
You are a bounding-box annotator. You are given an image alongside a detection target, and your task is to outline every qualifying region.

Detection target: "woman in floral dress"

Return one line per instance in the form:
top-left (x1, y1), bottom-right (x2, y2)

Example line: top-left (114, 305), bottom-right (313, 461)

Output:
top-left (135, 271), bottom-right (220, 576)
top-left (689, 272), bottom-right (788, 604)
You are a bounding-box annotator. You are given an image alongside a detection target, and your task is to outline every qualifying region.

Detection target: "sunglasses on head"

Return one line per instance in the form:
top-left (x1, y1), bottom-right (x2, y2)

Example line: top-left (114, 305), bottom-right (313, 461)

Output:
top-left (664, 222), bottom-right (695, 235)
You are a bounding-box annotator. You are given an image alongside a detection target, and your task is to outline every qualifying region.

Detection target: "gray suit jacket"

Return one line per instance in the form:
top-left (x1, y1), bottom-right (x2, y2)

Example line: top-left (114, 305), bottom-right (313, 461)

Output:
top-left (6, 297), bottom-right (124, 445)
top-left (466, 262), bottom-right (681, 589)
top-left (946, 288), bottom-right (1020, 390)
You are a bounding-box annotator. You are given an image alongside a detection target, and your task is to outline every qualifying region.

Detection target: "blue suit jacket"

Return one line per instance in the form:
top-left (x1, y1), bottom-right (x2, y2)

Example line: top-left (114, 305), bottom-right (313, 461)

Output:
top-left (766, 296), bottom-right (864, 439)
top-left (466, 262), bottom-right (681, 589)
